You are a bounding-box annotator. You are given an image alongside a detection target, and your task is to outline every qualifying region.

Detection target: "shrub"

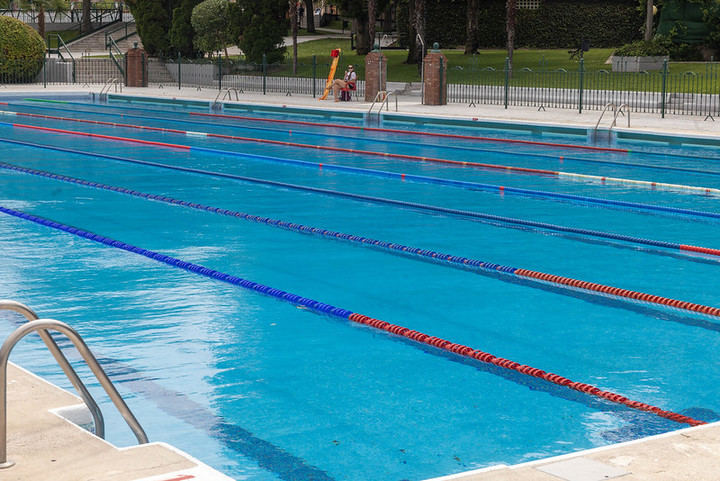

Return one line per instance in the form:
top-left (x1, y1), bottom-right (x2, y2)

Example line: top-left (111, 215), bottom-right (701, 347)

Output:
top-left (0, 16), bottom-right (46, 82)
top-left (191, 0), bottom-right (231, 55)
top-left (614, 39), bottom-right (670, 56)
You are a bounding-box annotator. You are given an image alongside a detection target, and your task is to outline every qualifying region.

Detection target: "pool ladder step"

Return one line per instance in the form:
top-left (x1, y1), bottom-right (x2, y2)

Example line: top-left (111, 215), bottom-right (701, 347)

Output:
top-left (0, 300), bottom-right (148, 469)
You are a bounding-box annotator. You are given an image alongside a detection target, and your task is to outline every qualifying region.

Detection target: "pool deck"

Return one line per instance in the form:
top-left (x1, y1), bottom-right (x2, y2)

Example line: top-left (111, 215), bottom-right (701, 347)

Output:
top-left (2, 85), bottom-right (720, 480)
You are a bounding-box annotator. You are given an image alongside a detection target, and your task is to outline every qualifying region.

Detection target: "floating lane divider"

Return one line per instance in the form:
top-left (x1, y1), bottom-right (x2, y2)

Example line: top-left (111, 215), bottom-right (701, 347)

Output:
top-left (3, 136), bottom-right (720, 256)
top-left (0, 203), bottom-right (705, 427)
top-left (3, 121), bottom-right (720, 221)
top-left (5, 109), bottom-right (720, 197)
top-left (190, 111), bottom-right (630, 153)
top-left (14, 102), bottom-right (720, 180)
top-left (25, 97), bottom-right (626, 153)
top-left (4, 159), bottom-right (720, 311)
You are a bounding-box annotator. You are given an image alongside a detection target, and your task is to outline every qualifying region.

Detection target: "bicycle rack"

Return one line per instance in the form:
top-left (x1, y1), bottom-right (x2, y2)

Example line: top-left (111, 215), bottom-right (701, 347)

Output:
top-left (0, 301), bottom-right (148, 469)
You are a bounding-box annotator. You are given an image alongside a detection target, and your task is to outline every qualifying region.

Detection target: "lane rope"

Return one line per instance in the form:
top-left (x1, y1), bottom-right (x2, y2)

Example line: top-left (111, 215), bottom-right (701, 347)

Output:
top-left (2, 136), bottom-right (718, 255)
top-left (5, 109), bottom-right (720, 197)
top-left (3, 160), bottom-right (720, 314)
top-left (4, 120), bottom-right (720, 221)
top-left (14, 101), bottom-right (720, 179)
top-left (0, 203), bottom-right (705, 427)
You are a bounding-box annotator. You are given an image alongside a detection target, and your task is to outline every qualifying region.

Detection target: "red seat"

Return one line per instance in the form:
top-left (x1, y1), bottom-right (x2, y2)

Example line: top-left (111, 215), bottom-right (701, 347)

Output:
top-left (340, 82), bottom-right (356, 101)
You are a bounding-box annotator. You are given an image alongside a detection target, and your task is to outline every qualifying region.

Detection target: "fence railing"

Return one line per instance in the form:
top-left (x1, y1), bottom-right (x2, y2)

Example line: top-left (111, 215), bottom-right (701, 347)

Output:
top-left (0, 7), bottom-right (124, 26)
top-left (5, 53), bottom-right (720, 118)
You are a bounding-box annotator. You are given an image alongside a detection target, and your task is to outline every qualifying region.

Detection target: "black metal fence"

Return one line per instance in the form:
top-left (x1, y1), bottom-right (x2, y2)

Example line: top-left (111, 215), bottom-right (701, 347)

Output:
top-left (5, 52), bottom-right (720, 117)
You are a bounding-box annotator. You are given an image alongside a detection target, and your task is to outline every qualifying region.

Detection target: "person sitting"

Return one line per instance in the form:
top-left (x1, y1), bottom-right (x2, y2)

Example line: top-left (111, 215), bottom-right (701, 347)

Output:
top-left (332, 65), bottom-right (357, 102)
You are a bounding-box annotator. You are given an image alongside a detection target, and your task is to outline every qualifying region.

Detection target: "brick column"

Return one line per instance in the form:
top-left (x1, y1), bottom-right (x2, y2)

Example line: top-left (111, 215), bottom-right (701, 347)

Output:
top-left (364, 50), bottom-right (387, 102)
top-left (422, 45), bottom-right (447, 105)
top-left (125, 44), bottom-right (148, 87)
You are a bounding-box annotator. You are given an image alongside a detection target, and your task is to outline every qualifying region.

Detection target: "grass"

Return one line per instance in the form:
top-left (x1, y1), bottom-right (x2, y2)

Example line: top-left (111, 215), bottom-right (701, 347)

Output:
top-left (258, 38), bottom-right (720, 92)
top-left (46, 29), bottom-right (81, 49)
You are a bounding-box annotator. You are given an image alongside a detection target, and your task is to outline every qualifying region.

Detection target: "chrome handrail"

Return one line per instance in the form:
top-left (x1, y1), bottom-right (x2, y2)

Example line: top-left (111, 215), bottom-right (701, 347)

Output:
top-left (0, 301), bottom-right (104, 439)
top-left (594, 102), bottom-right (616, 130)
top-left (611, 103), bottom-right (630, 129)
top-left (100, 78), bottom-right (122, 96)
top-left (0, 318), bottom-right (148, 468)
top-left (214, 87), bottom-right (242, 104)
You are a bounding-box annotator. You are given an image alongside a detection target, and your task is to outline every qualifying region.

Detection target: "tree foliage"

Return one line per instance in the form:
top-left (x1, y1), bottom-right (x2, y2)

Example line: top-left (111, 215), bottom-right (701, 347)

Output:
top-left (0, 16), bottom-right (46, 81)
top-left (170, 0), bottom-right (202, 57)
top-left (236, 0), bottom-right (288, 63)
top-left (190, 0), bottom-right (230, 55)
top-left (126, 0), bottom-right (171, 56)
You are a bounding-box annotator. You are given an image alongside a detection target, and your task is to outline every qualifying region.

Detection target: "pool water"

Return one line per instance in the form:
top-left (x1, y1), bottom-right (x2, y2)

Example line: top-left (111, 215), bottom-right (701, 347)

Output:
top-left (1, 95), bottom-right (719, 481)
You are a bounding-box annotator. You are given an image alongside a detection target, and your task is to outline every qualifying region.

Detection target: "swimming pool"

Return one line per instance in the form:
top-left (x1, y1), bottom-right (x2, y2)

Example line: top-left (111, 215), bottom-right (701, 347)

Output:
top-left (1, 93), bottom-right (720, 481)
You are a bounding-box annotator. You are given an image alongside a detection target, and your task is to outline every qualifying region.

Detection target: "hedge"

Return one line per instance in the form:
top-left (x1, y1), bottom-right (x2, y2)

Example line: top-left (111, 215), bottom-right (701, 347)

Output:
top-left (411, 0), bottom-right (644, 49)
top-left (0, 16), bottom-right (46, 82)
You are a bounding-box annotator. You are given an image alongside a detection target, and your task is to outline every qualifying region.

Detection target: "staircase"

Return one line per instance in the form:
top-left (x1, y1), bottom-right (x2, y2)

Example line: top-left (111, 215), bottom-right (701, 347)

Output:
top-left (65, 22), bottom-right (142, 56)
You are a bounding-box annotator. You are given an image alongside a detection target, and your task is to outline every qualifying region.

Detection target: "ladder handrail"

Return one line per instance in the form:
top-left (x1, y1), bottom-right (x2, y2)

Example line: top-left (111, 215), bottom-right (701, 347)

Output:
top-left (367, 91), bottom-right (397, 120)
top-left (0, 301), bottom-right (104, 440)
top-left (611, 103), bottom-right (630, 129)
top-left (214, 87), bottom-right (242, 104)
top-left (594, 102), bottom-right (615, 130)
top-left (100, 77), bottom-right (122, 96)
top-left (0, 318), bottom-right (149, 468)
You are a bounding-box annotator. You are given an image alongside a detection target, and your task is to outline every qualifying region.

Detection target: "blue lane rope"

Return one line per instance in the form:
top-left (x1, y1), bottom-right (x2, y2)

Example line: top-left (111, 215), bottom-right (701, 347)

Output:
top-left (0, 161), bottom-right (692, 275)
top-left (0, 138), bottom-right (710, 250)
top-left (1, 124), bottom-right (719, 221)
top-left (13, 101), bottom-right (720, 179)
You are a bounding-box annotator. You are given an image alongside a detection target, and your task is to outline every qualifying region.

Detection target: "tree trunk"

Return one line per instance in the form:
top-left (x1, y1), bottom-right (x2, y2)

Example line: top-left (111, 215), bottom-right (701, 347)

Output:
top-left (38, 5), bottom-right (45, 41)
top-left (82, 0), bottom-right (91, 34)
top-left (304, 0), bottom-right (315, 33)
top-left (406, 0), bottom-right (417, 64)
top-left (368, 0), bottom-right (376, 50)
top-left (414, 0), bottom-right (425, 72)
top-left (506, 0), bottom-right (516, 76)
top-left (382, 2), bottom-right (393, 32)
top-left (290, 0), bottom-right (298, 74)
top-left (355, 17), bottom-right (371, 55)
top-left (464, 0), bottom-right (479, 54)
top-left (644, 0), bottom-right (653, 41)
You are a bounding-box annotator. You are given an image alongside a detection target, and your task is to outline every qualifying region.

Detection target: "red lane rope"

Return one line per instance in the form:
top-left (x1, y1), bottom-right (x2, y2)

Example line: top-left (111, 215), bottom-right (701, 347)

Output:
top-left (514, 269), bottom-right (720, 317)
top-left (9, 111), bottom-right (560, 177)
top-left (12, 123), bottom-right (191, 150)
top-left (679, 244), bottom-right (720, 256)
top-left (346, 313), bottom-right (704, 426)
top-left (190, 111), bottom-right (630, 153)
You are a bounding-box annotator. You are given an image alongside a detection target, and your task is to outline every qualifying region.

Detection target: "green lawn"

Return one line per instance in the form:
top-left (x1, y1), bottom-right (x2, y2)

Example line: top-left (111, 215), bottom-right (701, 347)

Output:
top-left (268, 38), bottom-right (719, 92)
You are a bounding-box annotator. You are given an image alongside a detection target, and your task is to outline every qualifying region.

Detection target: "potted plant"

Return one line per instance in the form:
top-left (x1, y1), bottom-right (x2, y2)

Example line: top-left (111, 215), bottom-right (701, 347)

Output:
top-left (612, 39), bottom-right (670, 72)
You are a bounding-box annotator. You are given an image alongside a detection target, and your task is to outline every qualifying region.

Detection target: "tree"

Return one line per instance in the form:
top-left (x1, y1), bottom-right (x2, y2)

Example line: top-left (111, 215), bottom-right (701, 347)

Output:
top-left (304, 0), bottom-right (315, 33)
top-left (289, 0), bottom-right (298, 73)
top-left (236, 0), bottom-right (288, 64)
top-left (368, 0), bottom-right (376, 48)
top-left (464, 0), bottom-right (479, 54)
top-left (126, 0), bottom-right (171, 56)
top-left (405, 0), bottom-right (417, 64)
top-left (81, 0), bottom-right (90, 34)
top-left (414, 0), bottom-right (425, 67)
top-left (191, 0), bottom-right (231, 56)
top-left (170, 0), bottom-right (202, 57)
top-left (644, 0), bottom-right (653, 41)
top-left (506, 0), bottom-right (516, 75)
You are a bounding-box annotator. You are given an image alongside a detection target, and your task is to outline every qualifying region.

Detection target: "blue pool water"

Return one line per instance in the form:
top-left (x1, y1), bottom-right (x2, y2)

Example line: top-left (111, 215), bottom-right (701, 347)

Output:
top-left (1, 94), bottom-right (720, 480)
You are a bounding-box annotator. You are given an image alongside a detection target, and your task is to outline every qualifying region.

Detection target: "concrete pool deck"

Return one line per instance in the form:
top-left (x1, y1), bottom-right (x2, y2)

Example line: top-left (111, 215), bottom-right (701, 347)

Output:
top-left (2, 85), bottom-right (720, 480)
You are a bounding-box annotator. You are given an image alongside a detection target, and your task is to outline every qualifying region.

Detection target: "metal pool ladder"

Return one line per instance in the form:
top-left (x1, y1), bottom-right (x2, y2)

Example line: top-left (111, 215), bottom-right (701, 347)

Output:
top-left (0, 300), bottom-right (148, 469)
top-left (594, 103), bottom-right (630, 130)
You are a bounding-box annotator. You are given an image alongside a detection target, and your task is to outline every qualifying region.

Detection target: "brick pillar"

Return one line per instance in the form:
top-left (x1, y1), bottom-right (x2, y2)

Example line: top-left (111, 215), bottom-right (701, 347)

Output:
top-left (364, 50), bottom-right (387, 102)
top-left (125, 45), bottom-right (148, 87)
top-left (423, 46), bottom-right (447, 105)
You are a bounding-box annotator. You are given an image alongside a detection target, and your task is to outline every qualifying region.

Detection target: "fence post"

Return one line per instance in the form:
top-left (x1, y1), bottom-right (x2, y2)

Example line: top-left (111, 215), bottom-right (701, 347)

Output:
top-left (218, 55), bottom-right (222, 91)
top-left (178, 52), bottom-right (181, 90)
top-left (661, 58), bottom-right (668, 118)
top-left (312, 55), bottom-right (317, 97)
top-left (578, 57), bottom-right (584, 114)
top-left (262, 53), bottom-right (267, 95)
top-left (43, 50), bottom-right (47, 88)
top-left (504, 57), bottom-right (509, 109)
